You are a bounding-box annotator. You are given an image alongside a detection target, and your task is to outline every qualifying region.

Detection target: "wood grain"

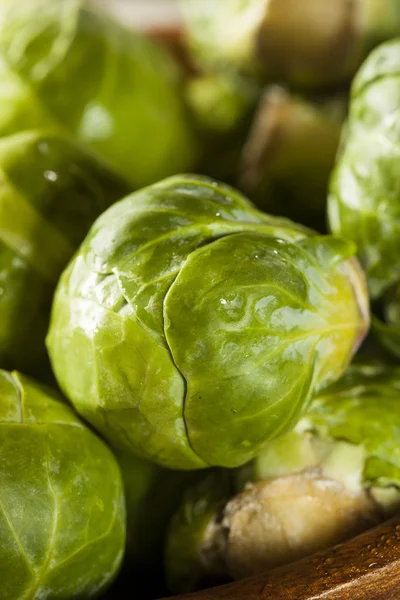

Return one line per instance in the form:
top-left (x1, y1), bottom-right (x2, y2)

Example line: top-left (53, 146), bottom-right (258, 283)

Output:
top-left (161, 515), bottom-right (400, 600)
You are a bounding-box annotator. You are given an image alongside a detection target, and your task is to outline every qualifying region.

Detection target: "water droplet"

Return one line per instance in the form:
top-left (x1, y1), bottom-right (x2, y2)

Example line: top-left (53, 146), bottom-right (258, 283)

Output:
top-left (220, 299), bottom-right (227, 305)
top-left (215, 212), bottom-right (221, 217)
top-left (44, 169), bottom-right (58, 182)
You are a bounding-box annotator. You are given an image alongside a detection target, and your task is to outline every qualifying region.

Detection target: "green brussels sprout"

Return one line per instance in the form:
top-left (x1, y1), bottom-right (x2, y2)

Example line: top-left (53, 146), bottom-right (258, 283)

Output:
top-left (185, 72), bottom-right (259, 184)
top-left (47, 174), bottom-right (369, 470)
top-left (0, 129), bottom-right (128, 377)
top-left (0, 369), bottom-right (126, 599)
top-left (186, 74), bottom-right (258, 136)
top-left (0, 0), bottom-right (197, 188)
top-left (329, 41), bottom-right (400, 299)
top-left (238, 86), bottom-right (347, 230)
top-left (181, 0), bottom-right (400, 90)
top-left (328, 40), bottom-right (400, 356)
top-left (165, 362), bottom-right (400, 593)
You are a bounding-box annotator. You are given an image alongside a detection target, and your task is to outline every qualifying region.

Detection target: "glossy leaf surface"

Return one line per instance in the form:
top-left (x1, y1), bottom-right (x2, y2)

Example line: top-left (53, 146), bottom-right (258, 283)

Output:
top-left (0, 369), bottom-right (126, 599)
top-left (47, 174), bottom-right (368, 470)
top-left (0, 129), bottom-right (128, 376)
top-left (329, 40), bottom-right (400, 299)
top-left (0, 0), bottom-right (197, 188)
top-left (328, 39), bottom-right (400, 357)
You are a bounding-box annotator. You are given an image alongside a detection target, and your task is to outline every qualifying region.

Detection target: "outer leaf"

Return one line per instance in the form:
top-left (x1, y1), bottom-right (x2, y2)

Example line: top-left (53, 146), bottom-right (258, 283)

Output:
top-left (301, 362), bottom-right (400, 487)
top-left (47, 175), bottom-right (368, 470)
top-left (165, 233), bottom-right (365, 466)
top-left (0, 0), bottom-right (197, 188)
top-left (329, 121), bottom-right (400, 298)
top-left (0, 370), bottom-right (125, 600)
top-left (328, 39), bottom-right (400, 358)
top-left (0, 129), bottom-right (128, 376)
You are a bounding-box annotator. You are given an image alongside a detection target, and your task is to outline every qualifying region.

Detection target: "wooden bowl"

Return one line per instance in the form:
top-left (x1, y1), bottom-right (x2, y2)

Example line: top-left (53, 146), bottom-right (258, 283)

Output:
top-left (159, 516), bottom-right (400, 600)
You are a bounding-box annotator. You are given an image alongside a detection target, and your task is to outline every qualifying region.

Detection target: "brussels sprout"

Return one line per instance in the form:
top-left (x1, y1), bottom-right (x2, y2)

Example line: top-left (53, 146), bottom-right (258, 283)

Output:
top-left (186, 72), bottom-right (259, 183)
top-left (329, 41), bottom-right (400, 300)
top-left (328, 40), bottom-right (400, 356)
top-left (181, 0), bottom-right (400, 89)
top-left (238, 86), bottom-right (346, 230)
top-left (0, 129), bottom-right (128, 377)
top-left (0, 369), bottom-right (126, 599)
top-left (165, 362), bottom-right (400, 593)
top-left (186, 74), bottom-right (258, 136)
top-left (0, 0), bottom-right (197, 188)
top-left (47, 174), bottom-right (369, 470)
